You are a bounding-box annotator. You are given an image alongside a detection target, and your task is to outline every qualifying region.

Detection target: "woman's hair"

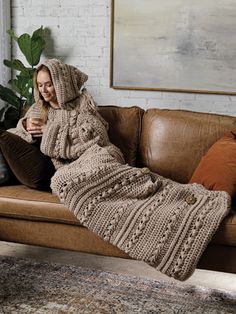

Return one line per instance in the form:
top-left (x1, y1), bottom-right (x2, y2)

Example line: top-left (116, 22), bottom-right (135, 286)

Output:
top-left (33, 64), bottom-right (52, 122)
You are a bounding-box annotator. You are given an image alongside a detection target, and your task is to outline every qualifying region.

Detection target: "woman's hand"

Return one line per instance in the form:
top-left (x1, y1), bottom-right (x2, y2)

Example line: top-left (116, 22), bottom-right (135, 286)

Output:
top-left (26, 117), bottom-right (45, 137)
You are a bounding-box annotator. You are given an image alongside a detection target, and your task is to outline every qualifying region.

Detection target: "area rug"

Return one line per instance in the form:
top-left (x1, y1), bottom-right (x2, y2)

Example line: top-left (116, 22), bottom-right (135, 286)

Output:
top-left (0, 256), bottom-right (235, 313)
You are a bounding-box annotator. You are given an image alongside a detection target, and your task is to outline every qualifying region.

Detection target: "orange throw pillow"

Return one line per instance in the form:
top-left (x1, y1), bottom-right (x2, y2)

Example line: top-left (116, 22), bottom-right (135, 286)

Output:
top-left (190, 132), bottom-right (236, 198)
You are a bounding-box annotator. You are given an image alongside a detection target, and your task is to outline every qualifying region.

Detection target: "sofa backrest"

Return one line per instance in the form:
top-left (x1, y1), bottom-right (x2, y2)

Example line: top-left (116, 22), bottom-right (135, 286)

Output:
top-left (139, 109), bottom-right (236, 183)
top-left (99, 105), bottom-right (144, 166)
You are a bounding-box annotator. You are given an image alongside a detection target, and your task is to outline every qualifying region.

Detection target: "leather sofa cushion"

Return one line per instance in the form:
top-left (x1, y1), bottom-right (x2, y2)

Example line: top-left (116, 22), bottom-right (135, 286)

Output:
top-left (99, 106), bottom-right (144, 166)
top-left (0, 185), bottom-right (80, 225)
top-left (0, 185), bottom-right (235, 246)
top-left (212, 210), bottom-right (236, 246)
top-left (139, 109), bottom-right (236, 183)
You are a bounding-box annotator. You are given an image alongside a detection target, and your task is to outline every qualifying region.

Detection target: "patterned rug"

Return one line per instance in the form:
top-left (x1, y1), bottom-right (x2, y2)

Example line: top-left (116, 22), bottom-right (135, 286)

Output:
top-left (0, 256), bottom-right (235, 313)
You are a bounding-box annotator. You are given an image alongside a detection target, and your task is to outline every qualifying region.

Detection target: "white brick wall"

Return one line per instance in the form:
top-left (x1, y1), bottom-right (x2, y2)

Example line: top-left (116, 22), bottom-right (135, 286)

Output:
top-left (0, 0), bottom-right (11, 86)
top-left (10, 0), bottom-right (236, 116)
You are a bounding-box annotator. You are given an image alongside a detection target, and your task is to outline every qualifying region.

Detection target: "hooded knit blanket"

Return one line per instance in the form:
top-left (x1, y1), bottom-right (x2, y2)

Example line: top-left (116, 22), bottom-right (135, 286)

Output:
top-left (8, 59), bottom-right (231, 281)
top-left (50, 145), bottom-right (230, 281)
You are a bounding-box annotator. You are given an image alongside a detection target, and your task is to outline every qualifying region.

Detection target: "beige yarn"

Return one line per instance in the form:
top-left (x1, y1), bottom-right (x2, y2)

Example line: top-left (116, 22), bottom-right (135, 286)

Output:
top-left (8, 58), bottom-right (109, 155)
top-left (51, 144), bottom-right (230, 281)
top-left (8, 103), bottom-right (41, 143)
top-left (40, 58), bottom-right (88, 109)
top-left (40, 107), bottom-right (122, 168)
top-left (8, 59), bottom-right (231, 281)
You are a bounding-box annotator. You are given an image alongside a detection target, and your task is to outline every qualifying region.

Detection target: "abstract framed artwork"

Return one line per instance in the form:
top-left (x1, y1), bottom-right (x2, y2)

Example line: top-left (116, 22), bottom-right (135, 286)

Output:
top-left (110, 0), bottom-right (236, 94)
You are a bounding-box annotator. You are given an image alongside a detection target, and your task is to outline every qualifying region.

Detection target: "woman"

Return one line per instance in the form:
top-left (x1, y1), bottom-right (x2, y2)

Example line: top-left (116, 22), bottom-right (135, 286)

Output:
top-left (26, 63), bottom-right (59, 138)
top-left (7, 59), bottom-right (231, 281)
top-left (0, 62), bottom-right (67, 188)
top-left (9, 59), bottom-right (123, 170)
top-left (0, 58), bottom-right (111, 188)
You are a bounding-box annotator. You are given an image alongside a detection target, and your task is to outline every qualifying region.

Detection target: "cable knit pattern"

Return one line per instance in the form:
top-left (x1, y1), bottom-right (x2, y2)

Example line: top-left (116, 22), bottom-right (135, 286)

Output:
top-left (40, 107), bottom-right (113, 164)
top-left (51, 144), bottom-right (231, 281)
top-left (7, 59), bottom-right (231, 281)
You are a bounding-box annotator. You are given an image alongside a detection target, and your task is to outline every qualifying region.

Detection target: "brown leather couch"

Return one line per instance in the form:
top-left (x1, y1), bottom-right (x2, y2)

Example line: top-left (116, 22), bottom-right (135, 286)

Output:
top-left (0, 105), bottom-right (235, 274)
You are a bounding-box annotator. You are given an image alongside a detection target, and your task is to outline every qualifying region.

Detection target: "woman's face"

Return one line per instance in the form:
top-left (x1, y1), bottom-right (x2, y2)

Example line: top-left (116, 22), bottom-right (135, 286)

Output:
top-left (37, 70), bottom-right (58, 106)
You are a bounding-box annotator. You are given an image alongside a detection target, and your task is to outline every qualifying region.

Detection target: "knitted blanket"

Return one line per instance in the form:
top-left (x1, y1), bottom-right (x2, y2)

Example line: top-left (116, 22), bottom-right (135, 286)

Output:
top-left (8, 59), bottom-right (231, 281)
top-left (51, 144), bottom-right (230, 281)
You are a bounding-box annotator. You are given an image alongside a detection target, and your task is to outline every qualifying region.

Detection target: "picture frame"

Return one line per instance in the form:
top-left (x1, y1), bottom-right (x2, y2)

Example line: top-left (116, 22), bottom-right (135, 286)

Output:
top-left (110, 0), bottom-right (236, 95)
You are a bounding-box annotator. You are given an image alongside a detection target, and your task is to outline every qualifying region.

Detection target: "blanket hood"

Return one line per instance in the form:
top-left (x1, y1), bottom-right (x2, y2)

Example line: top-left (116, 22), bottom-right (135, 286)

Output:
top-left (36, 58), bottom-right (88, 109)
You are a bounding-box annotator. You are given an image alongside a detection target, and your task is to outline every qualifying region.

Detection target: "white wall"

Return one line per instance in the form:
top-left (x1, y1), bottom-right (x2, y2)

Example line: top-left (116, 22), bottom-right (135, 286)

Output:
top-left (0, 0), bottom-right (11, 86)
top-left (10, 0), bottom-right (236, 116)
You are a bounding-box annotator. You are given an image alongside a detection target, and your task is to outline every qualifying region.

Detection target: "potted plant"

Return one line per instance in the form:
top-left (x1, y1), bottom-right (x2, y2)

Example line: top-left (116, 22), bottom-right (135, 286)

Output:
top-left (0, 26), bottom-right (46, 129)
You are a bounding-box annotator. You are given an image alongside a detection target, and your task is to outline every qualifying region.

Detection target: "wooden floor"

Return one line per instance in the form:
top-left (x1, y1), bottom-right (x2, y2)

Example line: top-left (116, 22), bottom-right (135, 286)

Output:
top-left (1, 241), bottom-right (236, 292)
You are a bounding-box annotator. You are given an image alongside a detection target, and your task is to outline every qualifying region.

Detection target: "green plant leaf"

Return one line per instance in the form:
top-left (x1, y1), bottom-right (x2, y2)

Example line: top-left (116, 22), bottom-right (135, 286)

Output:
top-left (9, 79), bottom-right (25, 96)
top-left (0, 103), bottom-right (12, 123)
top-left (27, 78), bottom-right (34, 90)
top-left (18, 32), bottom-right (45, 66)
top-left (27, 93), bottom-right (35, 106)
top-left (20, 67), bottom-right (35, 78)
top-left (32, 26), bottom-right (45, 40)
top-left (1, 26), bottom-right (46, 126)
top-left (0, 85), bottom-right (22, 109)
top-left (3, 59), bottom-right (26, 72)
top-left (9, 75), bottom-right (33, 99)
